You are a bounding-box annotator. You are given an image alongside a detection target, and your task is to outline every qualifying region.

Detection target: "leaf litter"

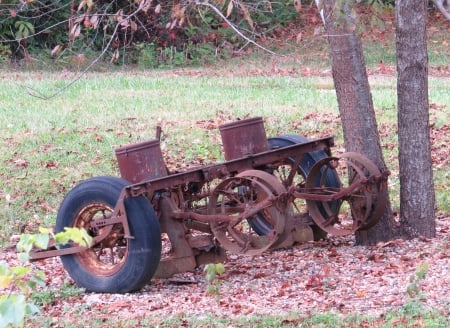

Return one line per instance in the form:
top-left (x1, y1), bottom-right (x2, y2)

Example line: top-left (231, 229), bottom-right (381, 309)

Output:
top-left (1, 215), bottom-right (449, 323)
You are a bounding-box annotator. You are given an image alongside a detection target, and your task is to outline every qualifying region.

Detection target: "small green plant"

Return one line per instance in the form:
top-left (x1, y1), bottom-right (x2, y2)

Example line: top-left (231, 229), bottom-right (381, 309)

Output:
top-left (185, 42), bottom-right (217, 65)
top-left (17, 227), bottom-right (92, 262)
top-left (158, 46), bottom-right (187, 68)
top-left (0, 261), bottom-right (42, 328)
top-left (136, 43), bottom-right (158, 68)
top-left (204, 263), bottom-right (225, 297)
top-left (407, 262), bottom-right (429, 298)
top-left (403, 262), bottom-right (429, 314)
top-left (0, 228), bottom-right (92, 328)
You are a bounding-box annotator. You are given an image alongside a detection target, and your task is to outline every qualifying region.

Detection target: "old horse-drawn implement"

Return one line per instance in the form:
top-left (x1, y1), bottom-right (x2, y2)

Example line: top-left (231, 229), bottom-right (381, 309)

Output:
top-left (30, 117), bottom-right (388, 293)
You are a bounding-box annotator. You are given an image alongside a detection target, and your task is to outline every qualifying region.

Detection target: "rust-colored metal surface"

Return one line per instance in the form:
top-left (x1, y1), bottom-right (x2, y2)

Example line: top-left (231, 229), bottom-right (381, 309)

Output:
top-left (115, 139), bottom-right (167, 183)
top-left (30, 117), bottom-right (389, 289)
top-left (302, 152), bottom-right (389, 236)
top-left (209, 170), bottom-right (286, 255)
top-left (219, 117), bottom-right (269, 161)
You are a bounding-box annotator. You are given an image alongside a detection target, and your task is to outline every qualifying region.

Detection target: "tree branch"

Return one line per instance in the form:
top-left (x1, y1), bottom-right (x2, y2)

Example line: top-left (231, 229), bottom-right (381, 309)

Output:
top-left (193, 0), bottom-right (280, 56)
top-left (432, 0), bottom-right (450, 20)
top-left (25, 7), bottom-right (145, 100)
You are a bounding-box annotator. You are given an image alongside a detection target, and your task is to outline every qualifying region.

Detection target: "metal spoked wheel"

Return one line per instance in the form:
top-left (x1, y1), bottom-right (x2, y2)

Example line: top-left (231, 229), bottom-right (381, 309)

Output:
top-left (71, 202), bottom-right (128, 277)
top-left (56, 176), bottom-right (162, 293)
top-left (305, 152), bottom-right (387, 236)
top-left (209, 171), bottom-right (286, 256)
top-left (251, 135), bottom-right (341, 240)
top-left (237, 170), bottom-right (288, 237)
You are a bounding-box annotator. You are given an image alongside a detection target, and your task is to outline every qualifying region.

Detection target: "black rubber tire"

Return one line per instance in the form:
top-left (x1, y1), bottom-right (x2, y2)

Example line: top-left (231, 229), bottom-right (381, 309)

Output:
top-left (250, 135), bottom-right (341, 239)
top-left (267, 134), bottom-right (340, 188)
top-left (56, 176), bottom-right (161, 293)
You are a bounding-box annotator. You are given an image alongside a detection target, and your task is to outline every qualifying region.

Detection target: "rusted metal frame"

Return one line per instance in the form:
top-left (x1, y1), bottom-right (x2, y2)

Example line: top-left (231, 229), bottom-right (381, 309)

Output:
top-left (29, 196), bottom-right (132, 261)
top-left (154, 195), bottom-right (197, 278)
top-left (30, 137), bottom-right (334, 262)
top-left (170, 193), bottom-right (276, 224)
top-left (29, 234), bottom-right (110, 260)
top-left (285, 152), bottom-right (305, 187)
top-left (233, 137), bottom-right (334, 170)
top-left (184, 220), bottom-right (211, 233)
top-left (89, 212), bottom-right (126, 230)
top-left (293, 177), bottom-right (368, 202)
top-left (125, 169), bottom-right (210, 199)
top-left (30, 245), bottom-right (88, 261)
top-left (109, 189), bottom-right (134, 240)
top-left (113, 138), bottom-right (334, 236)
top-left (123, 137), bottom-right (335, 198)
top-left (32, 138), bottom-right (332, 260)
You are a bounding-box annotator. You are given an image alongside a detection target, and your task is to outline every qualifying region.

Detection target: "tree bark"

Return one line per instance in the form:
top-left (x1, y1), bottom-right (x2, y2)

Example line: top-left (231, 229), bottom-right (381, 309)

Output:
top-left (396, 0), bottom-right (436, 238)
top-left (322, 0), bottom-right (397, 244)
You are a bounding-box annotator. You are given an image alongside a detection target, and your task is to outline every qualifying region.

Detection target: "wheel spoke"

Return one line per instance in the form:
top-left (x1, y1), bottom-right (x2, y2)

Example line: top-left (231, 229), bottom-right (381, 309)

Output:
top-left (110, 248), bottom-right (115, 265)
top-left (267, 135), bottom-right (343, 241)
top-left (305, 153), bottom-right (386, 236)
top-left (209, 171), bottom-right (286, 256)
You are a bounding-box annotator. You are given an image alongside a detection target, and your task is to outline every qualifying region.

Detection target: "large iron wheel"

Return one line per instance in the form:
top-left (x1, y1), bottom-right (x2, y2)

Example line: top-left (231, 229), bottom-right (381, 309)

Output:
top-left (305, 152), bottom-right (386, 236)
top-left (251, 135), bottom-right (341, 240)
top-left (56, 176), bottom-right (161, 293)
top-left (209, 171), bottom-right (286, 255)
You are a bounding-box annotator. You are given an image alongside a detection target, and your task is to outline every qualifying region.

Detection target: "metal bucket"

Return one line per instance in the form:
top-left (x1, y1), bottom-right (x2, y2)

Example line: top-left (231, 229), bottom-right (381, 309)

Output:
top-left (115, 139), bottom-right (167, 183)
top-left (219, 117), bottom-right (269, 161)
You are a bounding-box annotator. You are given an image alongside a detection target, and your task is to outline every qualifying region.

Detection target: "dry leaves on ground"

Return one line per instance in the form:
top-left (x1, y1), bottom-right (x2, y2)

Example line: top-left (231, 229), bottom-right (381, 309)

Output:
top-left (2, 216), bottom-right (449, 323)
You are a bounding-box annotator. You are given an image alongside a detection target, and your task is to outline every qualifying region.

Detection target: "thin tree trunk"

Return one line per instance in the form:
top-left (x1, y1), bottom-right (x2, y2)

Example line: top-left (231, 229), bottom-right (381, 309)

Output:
top-left (322, 0), bottom-right (397, 244)
top-left (396, 0), bottom-right (436, 238)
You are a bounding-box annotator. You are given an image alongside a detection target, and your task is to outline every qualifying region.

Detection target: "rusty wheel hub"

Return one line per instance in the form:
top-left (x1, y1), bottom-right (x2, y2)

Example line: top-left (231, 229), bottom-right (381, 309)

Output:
top-left (305, 152), bottom-right (388, 236)
top-left (73, 203), bottom-right (128, 276)
top-left (209, 170), bottom-right (287, 255)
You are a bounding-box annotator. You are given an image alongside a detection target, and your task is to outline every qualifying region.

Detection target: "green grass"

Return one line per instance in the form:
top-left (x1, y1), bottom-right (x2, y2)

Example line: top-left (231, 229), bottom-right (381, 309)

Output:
top-left (26, 307), bottom-right (450, 327)
top-left (0, 71), bottom-right (449, 242)
top-left (30, 282), bottom-right (84, 307)
top-left (362, 34), bottom-right (450, 68)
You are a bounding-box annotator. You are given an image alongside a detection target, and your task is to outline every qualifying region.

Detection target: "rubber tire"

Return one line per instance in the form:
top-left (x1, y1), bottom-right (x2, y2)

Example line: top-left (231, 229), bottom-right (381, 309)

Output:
top-left (268, 134), bottom-right (339, 180)
top-left (56, 176), bottom-right (161, 293)
top-left (250, 135), bottom-right (340, 239)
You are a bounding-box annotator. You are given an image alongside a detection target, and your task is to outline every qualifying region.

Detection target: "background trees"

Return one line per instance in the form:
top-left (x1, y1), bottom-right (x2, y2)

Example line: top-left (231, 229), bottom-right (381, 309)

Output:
top-left (1, 1), bottom-right (447, 67)
top-left (396, 0), bottom-right (436, 238)
top-left (1, 0), bottom-right (300, 65)
top-left (319, 0), bottom-right (439, 243)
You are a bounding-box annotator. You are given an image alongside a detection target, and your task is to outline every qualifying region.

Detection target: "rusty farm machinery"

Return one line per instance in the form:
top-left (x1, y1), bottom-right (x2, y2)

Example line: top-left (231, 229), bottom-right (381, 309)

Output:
top-left (30, 117), bottom-right (388, 293)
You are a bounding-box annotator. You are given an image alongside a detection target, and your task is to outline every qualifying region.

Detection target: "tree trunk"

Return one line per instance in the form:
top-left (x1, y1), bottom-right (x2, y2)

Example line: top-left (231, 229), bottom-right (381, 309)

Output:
top-left (322, 0), bottom-right (397, 244)
top-left (396, 0), bottom-right (436, 238)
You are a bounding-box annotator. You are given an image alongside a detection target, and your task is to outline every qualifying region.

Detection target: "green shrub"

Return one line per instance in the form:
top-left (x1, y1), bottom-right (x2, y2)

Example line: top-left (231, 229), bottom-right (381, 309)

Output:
top-left (0, 228), bottom-right (91, 328)
top-left (1, 0), bottom-right (300, 65)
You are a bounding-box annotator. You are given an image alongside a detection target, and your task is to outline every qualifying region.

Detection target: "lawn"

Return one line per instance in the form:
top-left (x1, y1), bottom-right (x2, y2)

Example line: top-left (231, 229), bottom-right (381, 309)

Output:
top-left (0, 9), bottom-right (449, 327)
top-left (1, 69), bottom-right (449, 243)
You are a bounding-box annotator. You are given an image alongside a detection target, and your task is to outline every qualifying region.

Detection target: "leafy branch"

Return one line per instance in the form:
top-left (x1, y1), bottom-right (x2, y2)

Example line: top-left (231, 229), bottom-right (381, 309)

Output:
top-left (0, 228), bottom-right (92, 328)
